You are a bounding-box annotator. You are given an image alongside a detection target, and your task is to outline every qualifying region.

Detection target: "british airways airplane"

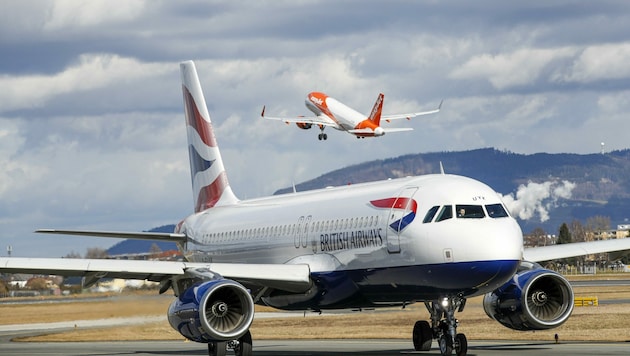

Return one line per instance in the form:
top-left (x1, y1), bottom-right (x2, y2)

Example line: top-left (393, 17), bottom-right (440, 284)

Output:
top-left (261, 90), bottom-right (441, 140)
top-left (3, 61), bottom-right (630, 356)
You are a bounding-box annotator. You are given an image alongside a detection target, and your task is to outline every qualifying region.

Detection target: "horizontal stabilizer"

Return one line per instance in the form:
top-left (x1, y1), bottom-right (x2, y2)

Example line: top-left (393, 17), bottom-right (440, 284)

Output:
top-left (383, 128), bottom-right (414, 133)
top-left (347, 128), bottom-right (374, 134)
top-left (36, 229), bottom-right (187, 243)
top-left (348, 127), bottom-right (413, 134)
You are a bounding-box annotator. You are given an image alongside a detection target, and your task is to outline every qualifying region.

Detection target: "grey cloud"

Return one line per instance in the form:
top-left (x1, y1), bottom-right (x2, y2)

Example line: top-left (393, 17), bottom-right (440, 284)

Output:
top-left (2, 1), bottom-right (630, 257)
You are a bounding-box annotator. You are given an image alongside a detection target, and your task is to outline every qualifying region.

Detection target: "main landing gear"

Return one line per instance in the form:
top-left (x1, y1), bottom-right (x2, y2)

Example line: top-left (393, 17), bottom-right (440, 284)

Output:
top-left (207, 330), bottom-right (253, 356)
top-left (412, 296), bottom-right (468, 356)
top-left (317, 125), bottom-right (327, 140)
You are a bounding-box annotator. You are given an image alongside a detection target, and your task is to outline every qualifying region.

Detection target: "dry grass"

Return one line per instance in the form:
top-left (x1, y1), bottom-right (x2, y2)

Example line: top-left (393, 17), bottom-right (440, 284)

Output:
top-left (0, 294), bottom-right (172, 325)
top-left (249, 298), bottom-right (630, 342)
top-left (4, 283), bottom-right (630, 343)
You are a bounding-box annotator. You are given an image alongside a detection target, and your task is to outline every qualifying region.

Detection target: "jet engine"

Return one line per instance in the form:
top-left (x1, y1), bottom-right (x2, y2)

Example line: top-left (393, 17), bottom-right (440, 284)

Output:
top-left (167, 279), bottom-right (254, 342)
top-left (296, 122), bottom-right (312, 130)
top-left (482, 263), bottom-right (574, 331)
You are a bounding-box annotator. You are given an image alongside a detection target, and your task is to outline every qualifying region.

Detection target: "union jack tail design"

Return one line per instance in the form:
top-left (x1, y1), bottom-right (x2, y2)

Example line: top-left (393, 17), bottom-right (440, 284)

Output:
top-left (180, 61), bottom-right (238, 212)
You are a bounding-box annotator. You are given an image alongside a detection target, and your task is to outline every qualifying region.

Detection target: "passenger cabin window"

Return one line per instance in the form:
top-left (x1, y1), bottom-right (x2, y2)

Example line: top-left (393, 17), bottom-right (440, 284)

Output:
top-left (486, 203), bottom-right (509, 218)
top-left (456, 205), bottom-right (485, 218)
top-left (435, 205), bottom-right (453, 222)
top-left (423, 206), bottom-right (440, 223)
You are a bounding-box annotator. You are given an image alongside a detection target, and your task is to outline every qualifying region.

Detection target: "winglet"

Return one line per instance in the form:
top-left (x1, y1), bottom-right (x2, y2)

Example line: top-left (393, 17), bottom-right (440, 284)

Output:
top-left (368, 93), bottom-right (384, 126)
top-left (261, 105), bottom-right (266, 117)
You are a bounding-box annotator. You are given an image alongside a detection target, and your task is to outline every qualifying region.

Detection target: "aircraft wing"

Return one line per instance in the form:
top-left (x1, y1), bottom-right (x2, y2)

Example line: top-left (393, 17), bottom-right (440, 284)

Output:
top-left (263, 115), bottom-right (338, 127)
top-left (0, 258), bottom-right (312, 293)
top-left (3, 229), bottom-right (311, 292)
top-left (347, 128), bottom-right (413, 134)
top-left (260, 107), bottom-right (338, 127)
top-left (382, 100), bottom-right (443, 122)
top-left (523, 238), bottom-right (630, 263)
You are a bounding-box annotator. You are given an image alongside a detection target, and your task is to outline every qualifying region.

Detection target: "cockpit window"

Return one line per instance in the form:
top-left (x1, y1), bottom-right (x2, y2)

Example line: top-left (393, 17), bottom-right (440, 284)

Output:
top-left (435, 205), bottom-right (453, 222)
top-left (486, 203), bottom-right (509, 218)
top-left (422, 206), bottom-right (440, 223)
top-left (456, 205), bottom-right (485, 219)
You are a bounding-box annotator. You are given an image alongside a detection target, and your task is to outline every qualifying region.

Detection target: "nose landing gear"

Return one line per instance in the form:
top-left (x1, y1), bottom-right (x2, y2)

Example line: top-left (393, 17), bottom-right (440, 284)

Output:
top-left (413, 296), bottom-right (468, 356)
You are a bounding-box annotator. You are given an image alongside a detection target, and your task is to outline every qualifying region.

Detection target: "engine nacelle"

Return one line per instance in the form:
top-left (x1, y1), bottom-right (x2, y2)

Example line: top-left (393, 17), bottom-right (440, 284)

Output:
top-left (483, 263), bottom-right (574, 331)
top-left (296, 122), bottom-right (312, 130)
top-left (167, 279), bottom-right (254, 342)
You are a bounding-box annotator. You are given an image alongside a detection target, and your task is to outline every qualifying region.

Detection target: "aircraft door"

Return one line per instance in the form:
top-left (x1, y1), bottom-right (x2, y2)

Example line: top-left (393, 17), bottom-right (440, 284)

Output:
top-left (386, 187), bottom-right (418, 253)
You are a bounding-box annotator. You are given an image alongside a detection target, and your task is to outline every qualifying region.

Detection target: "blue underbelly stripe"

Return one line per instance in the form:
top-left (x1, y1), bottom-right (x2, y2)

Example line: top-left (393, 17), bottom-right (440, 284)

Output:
top-left (288, 260), bottom-right (521, 309)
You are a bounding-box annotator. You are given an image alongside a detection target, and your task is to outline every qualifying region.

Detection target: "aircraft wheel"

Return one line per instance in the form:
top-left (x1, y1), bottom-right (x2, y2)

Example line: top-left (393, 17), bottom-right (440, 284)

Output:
top-left (455, 333), bottom-right (467, 356)
top-left (318, 133), bottom-right (322, 140)
top-left (234, 331), bottom-right (253, 356)
top-left (323, 133), bottom-right (328, 140)
top-left (208, 341), bottom-right (226, 356)
top-left (412, 320), bottom-right (432, 351)
top-left (438, 334), bottom-right (453, 356)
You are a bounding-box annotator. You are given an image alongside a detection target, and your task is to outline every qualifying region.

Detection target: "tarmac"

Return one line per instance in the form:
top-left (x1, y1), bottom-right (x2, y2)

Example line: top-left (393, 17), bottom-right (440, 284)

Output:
top-left (2, 279), bottom-right (629, 355)
top-left (1, 339), bottom-right (629, 355)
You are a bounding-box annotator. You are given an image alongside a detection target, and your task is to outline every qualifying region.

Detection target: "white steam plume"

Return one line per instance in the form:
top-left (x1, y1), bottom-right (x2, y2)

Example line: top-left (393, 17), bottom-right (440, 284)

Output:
top-left (500, 180), bottom-right (576, 222)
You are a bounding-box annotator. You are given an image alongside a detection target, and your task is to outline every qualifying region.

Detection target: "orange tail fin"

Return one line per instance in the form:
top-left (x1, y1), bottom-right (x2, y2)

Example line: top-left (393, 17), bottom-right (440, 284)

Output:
top-left (368, 93), bottom-right (384, 126)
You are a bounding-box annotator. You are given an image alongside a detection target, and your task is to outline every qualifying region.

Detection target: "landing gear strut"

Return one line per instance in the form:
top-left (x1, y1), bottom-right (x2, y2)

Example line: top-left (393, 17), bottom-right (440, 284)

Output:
top-left (317, 125), bottom-right (327, 140)
top-left (413, 296), bottom-right (468, 356)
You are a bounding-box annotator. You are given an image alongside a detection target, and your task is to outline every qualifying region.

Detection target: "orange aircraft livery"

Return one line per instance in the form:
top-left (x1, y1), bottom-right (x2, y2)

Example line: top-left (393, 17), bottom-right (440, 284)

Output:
top-left (262, 91), bottom-right (442, 140)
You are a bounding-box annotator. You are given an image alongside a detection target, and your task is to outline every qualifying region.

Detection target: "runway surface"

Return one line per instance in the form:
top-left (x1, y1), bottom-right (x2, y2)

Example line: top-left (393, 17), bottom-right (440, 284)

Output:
top-left (1, 339), bottom-right (629, 355)
top-left (1, 280), bottom-right (629, 355)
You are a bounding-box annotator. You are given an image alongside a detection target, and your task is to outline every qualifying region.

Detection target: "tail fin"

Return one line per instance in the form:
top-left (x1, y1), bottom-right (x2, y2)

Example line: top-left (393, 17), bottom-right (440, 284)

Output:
top-left (368, 93), bottom-right (384, 126)
top-left (180, 61), bottom-right (238, 212)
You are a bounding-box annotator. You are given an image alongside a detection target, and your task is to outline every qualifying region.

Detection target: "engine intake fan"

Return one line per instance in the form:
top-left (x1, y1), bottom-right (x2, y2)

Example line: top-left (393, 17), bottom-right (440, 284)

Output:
top-left (483, 264), bottom-right (574, 331)
top-left (168, 279), bottom-right (254, 342)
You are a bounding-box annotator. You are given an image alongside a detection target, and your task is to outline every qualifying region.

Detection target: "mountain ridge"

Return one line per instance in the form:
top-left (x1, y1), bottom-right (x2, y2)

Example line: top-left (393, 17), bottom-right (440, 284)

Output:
top-left (109, 148), bottom-right (630, 255)
top-left (275, 147), bottom-right (630, 233)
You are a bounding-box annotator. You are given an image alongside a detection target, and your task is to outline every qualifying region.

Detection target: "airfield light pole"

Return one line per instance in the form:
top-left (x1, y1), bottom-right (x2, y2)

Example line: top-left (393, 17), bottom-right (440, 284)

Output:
top-left (6, 245), bottom-right (11, 257)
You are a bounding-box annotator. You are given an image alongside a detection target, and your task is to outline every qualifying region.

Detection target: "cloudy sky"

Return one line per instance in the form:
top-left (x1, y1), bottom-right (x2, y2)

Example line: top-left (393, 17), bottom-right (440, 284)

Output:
top-left (2, 1), bottom-right (630, 257)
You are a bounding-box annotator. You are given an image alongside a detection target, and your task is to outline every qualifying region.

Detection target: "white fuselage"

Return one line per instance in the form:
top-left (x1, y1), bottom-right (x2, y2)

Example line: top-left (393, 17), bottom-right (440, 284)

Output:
top-left (179, 174), bottom-right (524, 309)
top-left (305, 93), bottom-right (368, 131)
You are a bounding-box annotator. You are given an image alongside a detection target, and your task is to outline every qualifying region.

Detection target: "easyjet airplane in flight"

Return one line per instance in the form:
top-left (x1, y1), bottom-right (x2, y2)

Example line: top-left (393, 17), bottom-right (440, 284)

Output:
top-left (261, 91), bottom-right (442, 140)
top-left (3, 61), bottom-right (630, 356)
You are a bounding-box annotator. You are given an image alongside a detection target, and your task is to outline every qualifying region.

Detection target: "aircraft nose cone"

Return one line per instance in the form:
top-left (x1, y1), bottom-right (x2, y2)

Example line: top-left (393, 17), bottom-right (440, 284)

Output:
top-left (374, 127), bottom-right (384, 136)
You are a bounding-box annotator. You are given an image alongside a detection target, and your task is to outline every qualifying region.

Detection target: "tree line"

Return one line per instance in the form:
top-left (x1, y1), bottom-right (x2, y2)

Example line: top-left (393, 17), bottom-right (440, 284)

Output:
top-left (525, 215), bottom-right (630, 267)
